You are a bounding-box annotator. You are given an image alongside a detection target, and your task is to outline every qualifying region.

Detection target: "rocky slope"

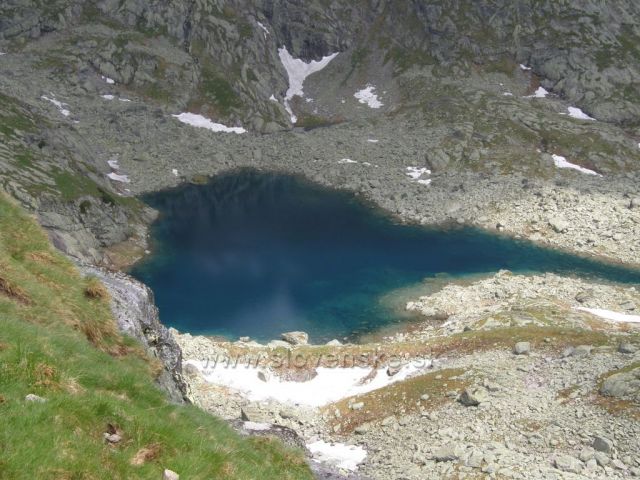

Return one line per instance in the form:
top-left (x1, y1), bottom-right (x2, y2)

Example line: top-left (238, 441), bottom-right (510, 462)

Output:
top-left (1, 1), bottom-right (640, 478)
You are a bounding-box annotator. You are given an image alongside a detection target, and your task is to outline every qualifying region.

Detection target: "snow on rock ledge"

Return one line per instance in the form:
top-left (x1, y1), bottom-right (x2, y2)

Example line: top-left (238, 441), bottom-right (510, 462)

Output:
top-left (278, 46), bottom-right (338, 123)
top-left (307, 440), bottom-right (367, 471)
top-left (551, 154), bottom-right (601, 176)
top-left (172, 112), bottom-right (246, 134)
top-left (576, 308), bottom-right (640, 324)
top-left (354, 85), bottom-right (383, 108)
top-left (186, 361), bottom-right (429, 407)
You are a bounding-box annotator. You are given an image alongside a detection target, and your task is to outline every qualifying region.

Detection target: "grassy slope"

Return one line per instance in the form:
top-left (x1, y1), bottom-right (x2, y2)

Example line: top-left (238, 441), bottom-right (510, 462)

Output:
top-left (0, 193), bottom-right (312, 480)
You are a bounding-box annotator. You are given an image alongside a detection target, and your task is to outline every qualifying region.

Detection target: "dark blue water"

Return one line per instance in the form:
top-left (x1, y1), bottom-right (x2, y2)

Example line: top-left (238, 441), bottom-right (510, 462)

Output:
top-left (131, 170), bottom-right (640, 343)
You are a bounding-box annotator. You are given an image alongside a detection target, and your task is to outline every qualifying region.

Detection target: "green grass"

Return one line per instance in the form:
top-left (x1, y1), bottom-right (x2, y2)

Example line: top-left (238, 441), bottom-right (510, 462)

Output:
top-left (0, 194), bottom-right (313, 480)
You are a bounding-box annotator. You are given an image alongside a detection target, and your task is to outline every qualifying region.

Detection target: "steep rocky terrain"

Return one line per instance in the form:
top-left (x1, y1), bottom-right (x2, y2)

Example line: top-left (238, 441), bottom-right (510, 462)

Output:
top-left (1, 1), bottom-right (640, 479)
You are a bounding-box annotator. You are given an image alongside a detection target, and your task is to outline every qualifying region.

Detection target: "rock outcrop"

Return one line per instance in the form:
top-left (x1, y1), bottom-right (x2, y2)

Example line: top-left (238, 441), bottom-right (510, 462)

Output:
top-left (83, 265), bottom-right (187, 403)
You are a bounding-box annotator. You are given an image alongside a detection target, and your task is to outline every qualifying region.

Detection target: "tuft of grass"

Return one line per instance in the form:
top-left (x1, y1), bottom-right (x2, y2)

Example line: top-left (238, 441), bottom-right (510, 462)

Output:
top-left (0, 192), bottom-right (313, 480)
top-left (84, 276), bottom-right (109, 301)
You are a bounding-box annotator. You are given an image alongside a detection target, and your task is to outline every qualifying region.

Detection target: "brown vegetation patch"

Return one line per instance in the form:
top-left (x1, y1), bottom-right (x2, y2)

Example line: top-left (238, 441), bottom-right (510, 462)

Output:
top-left (130, 443), bottom-right (162, 466)
top-left (0, 275), bottom-right (31, 305)
top-left (84, 277), bottom-right (109, 301)
top-left (325, 368), bottom-right (469, 434)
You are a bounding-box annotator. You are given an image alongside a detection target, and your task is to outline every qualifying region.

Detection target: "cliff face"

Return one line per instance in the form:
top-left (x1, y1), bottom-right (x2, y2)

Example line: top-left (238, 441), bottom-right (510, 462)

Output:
top-left (83, 265), bottom-right (187, 403)
top-left (2, 0), bottom-right (640, 128)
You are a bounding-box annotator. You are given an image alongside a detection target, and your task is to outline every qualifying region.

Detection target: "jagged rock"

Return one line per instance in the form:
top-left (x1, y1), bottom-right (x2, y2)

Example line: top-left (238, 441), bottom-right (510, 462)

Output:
top-left (575, 290), bottom-right (594, 303)
top-left (593, 436), bottom-right (614, 453)
top-left (104, 433), bottom-right (122, 444)
top-left (513, 342), bottom-right (531, 355)
top-left (459, 386), bottom-right (490, 406)
top-left (84, 267), bottom-right (186, 403)
top-left (434, 445), bottom-right (461, 462)
top-left (257, 370), bottom-right (271, 382)
top-left (554, 454), bottom-right (583, 474)
top-left (386, 365), bottom-right (401, 376)
top-left (618, 343), bottom-right (638, 354)
top-left (281, 331), bottom-right (309, 345)
top-left (163, 469), bottom-right (179, 480)
top-left (594, 452), bottom-right (610, 466)
top-left (24, 394), bottom-right (46, 403)
top-left (571, 345), bottom-right (592, 357)
top-left (600, 368), bottom-right (640, 401)
top-left (267, 340), bottom-right (292, 349)
top-left (619, 300), bottom-right (636, 311)
top-left (240, 405), bottom-right (271, 423)
top-left (549, 217), bottom-right (570, 233)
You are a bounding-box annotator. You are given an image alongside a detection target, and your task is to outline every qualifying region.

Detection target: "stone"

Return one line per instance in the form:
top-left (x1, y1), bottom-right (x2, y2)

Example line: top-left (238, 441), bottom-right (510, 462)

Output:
top-left (279, 408), bottom-right (296, 420)
top-left (25, 394), bottom-right (46, 403)
top-left (163, 469), bottom-right (180, 480)
top-left (420, 393), bottom-right (430, 401)
top-left (326, 339), bottom-right (342, 346)
top-left (459, 386), bottom-right (490, 406)
top-left (619, 300), bottom-right (636, 311)
top-left (579, 447), bottom-right (595, 462)
top-left (465, 449), bottom-right (484, 468)
top-left (267, 340), bottom-right (292, 349)
top-left (549, 217), bottom-right (570, 233)
top-left (240, 405), bottom-right (270, 423)
top-left (238, 336), bottom-right (250, 342)
top-left (601, 368), bottom-right (640, 400)
top-left (630, 198), bottom-right (640, 209)
top-left (350, 402), bottom-right (364, 411)
top-left (612, 459), bottom-right (626, 470)
top-left (280, 331), bottom-right (309, 346)
top-left (585, 458), bottom-right (598, 471)
top-left (618, 343), bottom-right (637, 354)
top-left (593, 436), bottom-right (613, 454)
top-left (104, 433), bottom-right (122, 444)
top-left (354, 424), bottom-right (370, 434)
top-left (434, 445), bottom-right (461, 462)
top-left (575, 290), bottom-right (594, 303)
top-left (571, 345), bottom-right (592, 357)
top-left (594, 452), bottom-right (610, 466)
top-left (386, 365), bottom-right (401, 377)
top-left (257, 370), bottom-right (271, 382)
top-left (554, 454), bottom-right (583, 474)
top-left (513, 342), bottom-right (531, 355)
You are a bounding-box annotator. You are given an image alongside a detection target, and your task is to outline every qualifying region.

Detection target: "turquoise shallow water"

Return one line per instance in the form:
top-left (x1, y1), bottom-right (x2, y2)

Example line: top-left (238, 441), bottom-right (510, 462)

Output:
top-left (131, 170), bottom-right (640, 343)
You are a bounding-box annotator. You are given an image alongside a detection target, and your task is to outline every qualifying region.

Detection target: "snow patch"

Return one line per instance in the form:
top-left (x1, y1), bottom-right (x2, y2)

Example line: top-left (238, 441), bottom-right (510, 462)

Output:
top-left (338, 158), bottom-right (358, 164)
top-left (101, 94), bottom-right (115, 100)
top-left (307, 441), bottom-right (367, 471)
top-left (101, 76), bottom-right (115, 84)
top-left (567, 106), bottom-right (595, 121)
top-left (576, 308), bottom-right (640, 324)
top-left (107, 172), bottom-right (130, 183)
top-left (172, 112), bottom-right (246, 134)
top-left (269, 94), bottom-right (278, 102)
top-left (526, 87), bottom-right (549, 98)
top-left (0, 52), bottom-right (6, 56)
top-left (119, 98), bottom-right (131, 102)
top-left (406, 167), bottom-right (432, 186)
top-left (41, 95), bottom-right (70, 117)
top-left (502, 92), bottom-right (513, 96)
top-left (551, 154), bottom-right (601, 176)
top-left (278, 46), bottom-right (338, 123)
top-left (188, 361), bottom-right (429, 407)
top-left (354, 85), bottom-right (383, 109)
top-left (107, 159), bottom-right (120, 170)
top-left (519, 64), bottom-right (532, 71)
top-left (257, 21), bottom-right (269, 37)
top-left (367, 138), bottom-right (379, 143)
top-left (172, 168), bottom-right (179, 176)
